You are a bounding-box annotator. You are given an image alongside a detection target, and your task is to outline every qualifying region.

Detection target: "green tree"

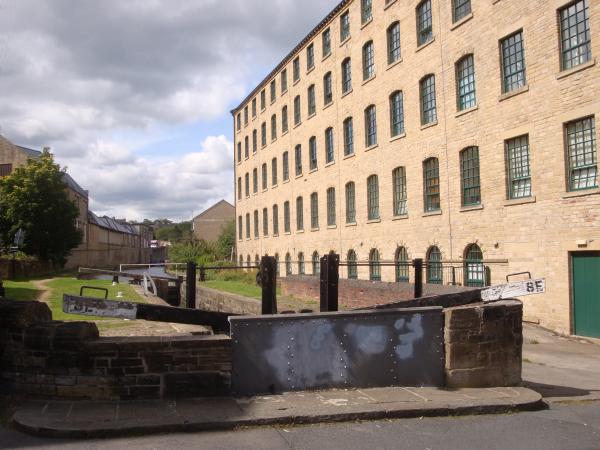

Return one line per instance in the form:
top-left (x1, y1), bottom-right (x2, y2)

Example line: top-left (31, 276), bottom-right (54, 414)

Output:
top-left (0, 150), bottom-right (82, 266)
top-left (215, 219), bottom-right (235, 260)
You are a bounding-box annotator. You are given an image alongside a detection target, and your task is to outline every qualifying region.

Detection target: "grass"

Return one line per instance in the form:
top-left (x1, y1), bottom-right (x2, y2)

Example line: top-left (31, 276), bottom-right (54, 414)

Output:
top-left (204, 280), bottom-right (263, 299)
top-left (2, 279), bottom-right (41, 301)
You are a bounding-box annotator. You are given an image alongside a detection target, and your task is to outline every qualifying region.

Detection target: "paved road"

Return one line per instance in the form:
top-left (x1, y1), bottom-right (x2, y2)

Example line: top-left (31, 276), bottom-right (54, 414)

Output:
top-left (1, 402), bottom-right (599, 450)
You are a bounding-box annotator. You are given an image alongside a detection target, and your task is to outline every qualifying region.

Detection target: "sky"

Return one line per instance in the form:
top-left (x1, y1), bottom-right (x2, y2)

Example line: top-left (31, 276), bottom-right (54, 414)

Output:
top-left (0, 0), bottom-right (340, 222)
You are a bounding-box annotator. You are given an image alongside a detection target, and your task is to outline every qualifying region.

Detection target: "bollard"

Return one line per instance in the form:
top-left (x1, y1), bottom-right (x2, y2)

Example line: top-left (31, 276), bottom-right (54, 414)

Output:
top-left (186, 261), bottom-right (197, 309)
top-left (413, 258), bottom-right (423, 298)
top-left (260, 256), bottom-right (277, 315)
top-left (320, 251), bottom-right (339, 312)
top-left (112, 275), bottom-right (119, 284)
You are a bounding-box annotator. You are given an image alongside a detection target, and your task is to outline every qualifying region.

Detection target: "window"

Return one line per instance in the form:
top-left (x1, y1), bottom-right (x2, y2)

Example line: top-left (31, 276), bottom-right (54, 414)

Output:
top-left (322, 28), bottom-right (331, 57)
top-left (308, 85), bottom-right (316, 116)
top-left (392, 166), bottom-right (408, 216)
top-left (559, 0), bottom-right (591, 70)
top-left (293, 56), bottom-right (301, 82)
top-left (245, 213), bottom-right (250, 238)
top-left (387, 22), bottom-right (401, 64)
top-left (294, 95), bottom-right (301, 125)
top-left (260, 89), bottom-right (266, 110)
top-left (456, 55), bottom-right (476, 111)
top-left (261, 163), bottom-right (268, 190)
top-left (261, 122), bottom-right (267, 147)
top-left (367, 174), bottom-right (379, 220)
top-left (296, 196), bottom-right (304, 230)
top-left (271, 115), bottom-right (277, 140)
top-left (236, 113), bottom-right (241, 131)
top-left (250, 130), bottom-right (256, 154)
top-left (244, 136), bottom-right (249, 158)
top-left (307, 43), bottom-right (315, 70)
top-left (255, 255), bottom-right (260, 267)
top-left (252, 98), bottom-right (257, 117)
top-left (298, 252), bottom-right (305, 275)
top-left (364, 105), bottom-right (377, 147)
top-left (295, 144), bottom-right (303, 176)
top-left (310, 192), bottom-right (319, 229)
top-left (369, 249), bottom-right (381, 281)
top-left (324, 128), bottom-right (335, 163)
top-left (285, 253), bottom-right (292, 275)
top-left (327, 187), bottom-right (336, 226)
top-left (282, 105), bottom-right (289, 133)
top-left (395, 247), bottom-right (409, 282)
top-left (566, 116), bottom-right (597, 191)
top-left (453, 0), bottom-right (471, 23)
top-left (237, 142), bottom-right (242, 162)
top-left (341, 58), bottom-right (352, 94)
top-left (273, 204), bottom-right (279, 235)
top-left (460, 146), bottom-right (481, 206)
top-left (270, 80), bottom-right (276, 103)
top-left (244, 106), bottom-right (248, 125)
top-left (245, 172), bottom-right (250, 197)
top-left (362, 41), bottom-right (375, 80)
top-left (340, 11), bottom-right (350, 41)
top-left (284, 201), bottom-right (291, 232)
top-left (423, 157), bottom-right (440, 212)
top-left (312, 252), bottom-right (320, 276)
top-left (347, 250), bottom-right (357, 279)
top-left (252, 168), bottom-right (258, 193)
top-left (272, 157), bottom-right (278, 186)
top-left (416, 0), bottom-right (433, 46)
top-left (323, 72), bottom-right (333, 105)
top-left (343, 117), bottom-right (354, 156)
top-left (500, 31), bottom-right (526, 93)
top-left (275, 253), bottom-right (280, 275)
top-left (238, 216), bottom-right (243, 240)
top-left (389, 91), bottom-right (404, 137)
top-left (420, 74), bottom-right (437, 125)
top-left (505, 135), bottom-right (532, 199)
top-left (426, 246), bottom-right (442, 284)
top-left (239, 255), bottom-right (243, 267)
top-left (262, 208), bottom-right (268, 236)
top-left (309, 136), bottom-right (318, 170)
top-left (247, 255), bottom-right (251, 267)
top-left (361, 0), bottom-right (372, 24)
top-left (281, 69), bottom-right (288, 93)
top-left (253, 210), bottom-right (259, 238)
top-left (283, 151), bottom-right (289, 181)
top-left (237, 177), bottom-right (242, 200)
top-left (464, 244), bottom-right (484, 287)
top-left (345, 181), bottom-right (356, 223)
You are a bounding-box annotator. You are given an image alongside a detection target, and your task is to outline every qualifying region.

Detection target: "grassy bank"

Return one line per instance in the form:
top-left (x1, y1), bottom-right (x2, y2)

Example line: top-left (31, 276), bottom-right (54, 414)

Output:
top-left (2, 279), bottom-right (41, 301)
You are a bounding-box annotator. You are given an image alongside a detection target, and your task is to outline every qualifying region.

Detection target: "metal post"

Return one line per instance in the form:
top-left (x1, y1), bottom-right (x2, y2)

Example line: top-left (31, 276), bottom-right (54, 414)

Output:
top-left (320, 251), bottom-right (339, 312)
top-left (199, 266), bottom-right (206, 282)
top-left (451, 267), bottom-right (456, 286)
top-left (186, 261), bottom-right (197, 309)
top-left (260, 256), bottom-right (277, 315)
top-left (413, 258), bottom-right (423, 298)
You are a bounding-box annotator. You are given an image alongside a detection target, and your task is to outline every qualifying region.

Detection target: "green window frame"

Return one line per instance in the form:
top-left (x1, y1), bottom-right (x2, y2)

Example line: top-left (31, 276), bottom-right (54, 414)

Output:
top-left (500, 31), bottom-right (526, 93)
top-left (456, 54), bottom-right (476, 111)
top-left (340, 11), bottom-right (350, 41)
top-left (284, 201), bottom-right (291, 232)
top-left (392, 166), bottom-right (407, 216)
top-left (367, 174), bottom-right (379, 220)
top-left (559, 0), bottom-right (591, 71)
top-left (566, 116), bottom-right (597, 191)
top-left (420, 74), bottom-right (437, 125)
top-left (296, 196), bottom-right (304, 230)
top-left (361, 0), bottom-right (372, 24)
top-left (453, 0), bottom-right (471, 23)
top-left (295, 144), bottom-right (303, 176)
top-left (342, 58), bottom-right (352, 94)
top-left (426, 246), bottom-right (442, 284)
top-left (345, 181), bottom-right (356, 223)
top-left (322, 28), bottom-right (331, 57)
top-left (327, 187), bottom-right (336, 226)
top-left (272, 204), bottom-right (279, 235)
top-left (369, 249), bottom-right (381, 281)
top-left (312, 251), bottom-right (320, 276)
top-left (395, 247), bottom-right (409, 282)
top-left (308, 85), bottom-right (316, 116)
top-left (416, 0), bottom-right (433, 46)
top-left (282, 106), bottom-right (289, 133)
top-left (387, 22), bottom-right (401, 65)
top-left (390, 91), bottom-right (404, 137)
top-left (262, 208), bottom-right (268, 236)
top-left (285, 253), bottom-right (292, 275)
top-left (423, 158), bottom-right (440, 212)
top-left (347, 250), bottom-right (357, 279)
top-left (307, 43), bottom-right (315, 71)
top-left (460, 146), bottom-right (481, 206)
top-left (298, 253), bottom-right (305, 275)
top-left (364, 105), bottom-right (377, 147)
top-left (282, 151), bottom-right (289, 181)
top-left (343, 117), bottom-right (354, 156)
top-left (464, 244), bottom-right (484, 287)
top-left (309, 136), bottom-right (318, 170)
top-left (310, 192), bottom-right (319, 229)
top-left (325, 127), bottom-right (334, 163)
top-left (362, 41), bottom-right (375, 80)
top-left (323, 72), bottom-right (333, 105)
top-left (505, 135), bottom-right (532, 199)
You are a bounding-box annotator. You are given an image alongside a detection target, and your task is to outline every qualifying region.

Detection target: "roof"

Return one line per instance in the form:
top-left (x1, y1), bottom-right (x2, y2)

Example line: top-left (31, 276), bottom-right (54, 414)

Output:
top-left (88, 211), bottom-right (139, 235)
top-left (231, 0), bottom-right (349, 114)
top-left (62, 172), bottom-right (88, 198)
top-left (16, 145), bottom-right (42, 159)
top-left (192, 199), bottom-right (235, 221)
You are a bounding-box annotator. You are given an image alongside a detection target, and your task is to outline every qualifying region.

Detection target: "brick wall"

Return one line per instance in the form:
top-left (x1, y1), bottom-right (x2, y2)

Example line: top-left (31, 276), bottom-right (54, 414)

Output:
top-left (281, 275), bottom-right (474, 309)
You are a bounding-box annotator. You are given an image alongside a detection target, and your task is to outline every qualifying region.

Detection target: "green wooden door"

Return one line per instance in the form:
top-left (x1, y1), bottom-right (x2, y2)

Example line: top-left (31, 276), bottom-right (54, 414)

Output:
top-left (572, 253), bottom-right (600, 338)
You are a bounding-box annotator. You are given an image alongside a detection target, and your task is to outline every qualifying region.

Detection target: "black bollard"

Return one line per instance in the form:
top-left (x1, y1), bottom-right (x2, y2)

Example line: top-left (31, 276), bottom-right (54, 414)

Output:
top-left (320, 251), bottom-right (339, 312)
top-left (413, 258), bottom-right (423, 298)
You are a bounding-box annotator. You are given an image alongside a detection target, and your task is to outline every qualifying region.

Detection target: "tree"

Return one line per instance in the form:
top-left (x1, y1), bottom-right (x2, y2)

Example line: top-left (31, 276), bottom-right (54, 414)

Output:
top-left (215, 220), bottom-right (235, 260)
top-left (0, 150), bottom-right (82, 266)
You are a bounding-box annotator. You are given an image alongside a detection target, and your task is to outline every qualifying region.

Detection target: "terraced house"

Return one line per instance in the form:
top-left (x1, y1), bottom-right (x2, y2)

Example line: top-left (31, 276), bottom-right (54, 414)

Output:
top-left (231, 0), bottom-right (599, 337)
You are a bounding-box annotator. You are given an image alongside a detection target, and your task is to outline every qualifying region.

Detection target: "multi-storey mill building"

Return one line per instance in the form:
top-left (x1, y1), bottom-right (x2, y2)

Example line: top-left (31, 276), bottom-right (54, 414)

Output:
top-left (231, 0), bottom-right (599, 337)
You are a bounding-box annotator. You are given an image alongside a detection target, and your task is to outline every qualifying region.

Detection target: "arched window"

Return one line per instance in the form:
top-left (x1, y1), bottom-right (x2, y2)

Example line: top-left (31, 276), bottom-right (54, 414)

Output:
top-left (345, 181), bottom-right (356, 223)
top-left (392, 166), bottom-right (407, 216)
top-left (309, 136), bottom-right (318, 170)
top-left (419, 74), bottom-right (437, 125)
top-left (464, 244), bottom-right (484, 287)
top-left (456, 54), bottom-right (476, 111)
top-left (285, 253), bottom-right (292, 275)
top-left (255, 254), bottom-right (260, 267)
top-left (312, 251), bottom-right (320, 276)
top-left (364, 105), bottom-right (377, 147)
top-left (246, 255), bottom-right (251, 267)
top-left (387, 21), bottom-right (401, 64)
top-left (271, 114), bottom-right (277, 140)
top-left (367, 174), bottom-right (379, 220)
top-left (308, 84), bottom-right (316, 115)
top-left (347, 249), bottom-right (358, 280)
top-left (323, 72), bottom-right (333, 105)
top-left (274, 253), bottom-right (280, 275)
top-left (298, 252), bottom-right (305, 275)
top-left (395, 246), bottom-right (409, 282)
top-left (341, 58), bottom-right (352, 94)
top-left (426, 246), bottom-right (442, 284)
top-left (369, 248), bottom-right (381, 281)
top-left (423, 157), bottom-right (440, 212)
top-left (362, 41), bottom-right (375, 80)
top-left (460, 146), bottom-right (481, 206)
top-left (389, 91), bottom-right (404, 137)
top-left (239, 254), bottom-right (244, 267)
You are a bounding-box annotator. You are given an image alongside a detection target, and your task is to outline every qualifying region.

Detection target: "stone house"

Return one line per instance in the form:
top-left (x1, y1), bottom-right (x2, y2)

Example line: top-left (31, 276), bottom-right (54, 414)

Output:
top-left (192, 200), bottom-right (235, 243)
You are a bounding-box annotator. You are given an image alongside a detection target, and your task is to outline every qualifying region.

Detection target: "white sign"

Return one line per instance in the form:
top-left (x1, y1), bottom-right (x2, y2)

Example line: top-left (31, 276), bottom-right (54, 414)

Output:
top-left (481, 278), bottom-right (546, 302)
top-left (63, 295), bottom-right (138, 319)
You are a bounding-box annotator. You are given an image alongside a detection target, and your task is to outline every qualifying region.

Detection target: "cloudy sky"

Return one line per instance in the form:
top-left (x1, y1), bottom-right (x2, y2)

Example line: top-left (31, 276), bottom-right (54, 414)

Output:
top-left (0, 0), bottom-right (339, 221)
